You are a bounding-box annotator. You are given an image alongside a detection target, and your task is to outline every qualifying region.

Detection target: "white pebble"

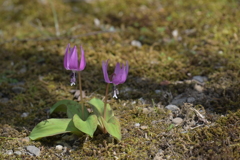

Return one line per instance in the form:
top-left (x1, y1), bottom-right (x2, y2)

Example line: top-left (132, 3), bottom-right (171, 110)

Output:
top-left (55, 145), bottom-right (63, 151)
top-left (134, 123), bottom-right (140, 127)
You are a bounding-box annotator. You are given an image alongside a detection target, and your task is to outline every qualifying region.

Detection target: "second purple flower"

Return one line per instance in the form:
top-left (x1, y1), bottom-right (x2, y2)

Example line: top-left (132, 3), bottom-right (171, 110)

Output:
top-left (102, 60), bottom-right (129, 98)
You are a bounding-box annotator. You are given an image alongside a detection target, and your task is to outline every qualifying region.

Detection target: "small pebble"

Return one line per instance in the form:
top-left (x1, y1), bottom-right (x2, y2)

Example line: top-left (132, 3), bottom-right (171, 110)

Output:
top-left (134, 123), bottom-right (140, 127)
top-left (187, 97), bottom-right (195, 103)
top-left (192, 76), bottom-right (208, 83)
top-left (56, 145), bottom-right (63, 151)
top-left (21, 137), bottom-right (30, 143)
top-left (94, 18), bottom-right (100, 26)
top-left (142, 108), bottom-right (149, 114)
top-left (21, 112), bottom-right (29, 118)
top-left (155, 90), bottom-right (161, 94)
top-left (172, 117), bottom-right (183, 125)
top-left (131, 40), bottom-right (142, 48)
top-left (140, 125), bottom-right (148, 130)
top-left (12, 86), bottom-right (26, 94)
top-left (165, 105), bottom-right (180, 111)
top-left (0, 98), bottom-right (9, 103)
top-left (14, 151), bottom-right (22, 155)
top-left (26, 145), bottom-right (40, 156)
top-left (19, 67), bottom-right (27, 74)
top-left (6, 150), bottom-right (13, 155)
top-left (194, 84), bottom-right (204, 92)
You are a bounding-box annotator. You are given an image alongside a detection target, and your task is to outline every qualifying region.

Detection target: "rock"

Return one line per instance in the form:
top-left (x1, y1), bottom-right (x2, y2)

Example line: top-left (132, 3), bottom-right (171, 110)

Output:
top-left (19, 67), bottom-right (27, 74)
top-left (187, 97), bottom-right (195, 103)
top-left (155, 90), bottom-right (161, 94)
top-left (21, 137), bottom-right (30, 143)
top-left (153, 149), bottom-right (164, 160)
top-left (0, 98), bottom-right (9, 103)
top-left (194, 84), bottom-right (204, 92)
top-left (138, 97), bottom-right (146, 104)
top-left (134, 123), bottom-right (140, 127)
top-left (172, 29), bottom-right (178, 38)
top-left (6, 150), bottom-right (13, 155)
top-left (12, 86), bottom-right (26, 94)
top-left (172, 117), bottom-right (183, 125)
top-left (21, 112), bottom-right (29, 118)
top-left (94, 18), bottom-right (100, 26)
top-left (165, 104), bottom-right (180, 111)
top-left (192, 76), bottom-right (208, 83)
top-left (56, 145), bottom-right (63, 151)
top-left (140, 125), bottom-right (148, 130)
top-left (26, 145), bottom-right (40, 156)
top-left (131, 40), bottom-right (142, 48)
top-left (14, 151), bottom-right (22, 155)
top-left (171, 94), bottom-right (187, 105)
top-left (142, 108), bottom-right (149, 114)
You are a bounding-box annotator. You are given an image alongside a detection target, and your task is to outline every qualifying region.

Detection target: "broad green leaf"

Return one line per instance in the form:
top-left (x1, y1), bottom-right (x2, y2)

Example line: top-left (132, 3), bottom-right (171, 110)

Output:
top-left (73, 114), bottom-right (98, 137)
top-left (101, 116), bottom-right (121, 141)
top-left (29, 118), bottom-right (82, 140)
top-left (89, 98), bottom-right (113, 120)
top-left (50, 100), bottom-right (89, 120)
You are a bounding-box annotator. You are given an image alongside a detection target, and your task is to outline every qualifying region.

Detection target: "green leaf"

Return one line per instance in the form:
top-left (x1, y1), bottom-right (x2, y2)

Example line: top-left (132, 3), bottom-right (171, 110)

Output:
top-left (89, 98), bottom-right (121, 141)
top-left (101, 116), bottom-right (121, 141)
top-left (73, 114), bottom-right (98, 137)
top-left (50, 100), bottom-right (89, 120)
top-left (29, 118), bottom-right (82, 140)
top-left (89, 98), bottom-right (113, 120)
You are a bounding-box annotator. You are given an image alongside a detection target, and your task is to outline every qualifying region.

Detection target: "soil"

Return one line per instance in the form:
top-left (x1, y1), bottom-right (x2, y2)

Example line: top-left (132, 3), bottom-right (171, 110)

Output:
top-left (0, 0), bottom-right (240, 159)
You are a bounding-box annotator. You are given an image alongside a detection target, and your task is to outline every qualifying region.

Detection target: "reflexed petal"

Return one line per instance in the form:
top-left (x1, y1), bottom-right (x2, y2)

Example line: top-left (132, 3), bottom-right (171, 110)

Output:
top-left (102, 60), bottom-right (112, 83)
top-left (79, 46), bottom-right (86, 71)
top-left (64, 44), bottom-right (70, 69)
top-left (69, 46), bottom-right (79, 70)
top-left (120, 61), bottom-right (129, 83)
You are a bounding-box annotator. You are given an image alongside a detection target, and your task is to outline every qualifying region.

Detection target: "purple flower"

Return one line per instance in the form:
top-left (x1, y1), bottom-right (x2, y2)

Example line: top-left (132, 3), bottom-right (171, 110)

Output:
top-left (102, 60), bottom-right (129, 85)
top-left (102, 60), bottom-right (129, 98)
top-left (64, 44), bottom-right (86, 85)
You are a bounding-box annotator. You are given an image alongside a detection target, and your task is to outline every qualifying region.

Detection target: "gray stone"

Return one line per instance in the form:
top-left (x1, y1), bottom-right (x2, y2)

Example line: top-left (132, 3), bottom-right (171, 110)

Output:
top-left (165, 104), bottom-right (180, 111)
top-left (19, 67), bottom-right (27, 74)
top-left (155, 90), bottom-right (161, 94)
top-left (12, 86), bottom-right (26, 94)
top-left (14, 151), bottom-right (22, 155)
top-left (26, 145), bottom-right (40, 156)
top-left (6, 150), bottom-right (13, 155)
top-left (21, 112), bottom-right (29, 118)
top-left (172, 117), bottom-right (183, 125)
top-left (0, 98), bottom-right (9, 103)
top-left (171, 94), bottom-right (187, 105)
top-left (187, 97), bottom-right (195, 103)
top-left (192, 76), bottom-right (208, 83)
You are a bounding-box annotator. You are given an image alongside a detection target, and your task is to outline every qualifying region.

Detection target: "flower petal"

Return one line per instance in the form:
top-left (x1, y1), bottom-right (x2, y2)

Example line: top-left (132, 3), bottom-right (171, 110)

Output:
top-left (69, 46), bottom-right (79, 70)
top-left (79, 45), bottom-right (86, 71)
top-left (102, 60), bottom-right (112, 83)
top-left (120, 61), bottom-right (129, 83)
top-left (64, 44), bottom-right (70, 69)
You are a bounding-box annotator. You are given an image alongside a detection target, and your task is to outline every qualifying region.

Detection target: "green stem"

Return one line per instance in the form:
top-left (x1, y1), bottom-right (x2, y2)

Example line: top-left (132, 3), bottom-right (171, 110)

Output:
top-left (103, 83), bottom-right (110, 133)
top-left (78, 71), bottom-right (84, 120)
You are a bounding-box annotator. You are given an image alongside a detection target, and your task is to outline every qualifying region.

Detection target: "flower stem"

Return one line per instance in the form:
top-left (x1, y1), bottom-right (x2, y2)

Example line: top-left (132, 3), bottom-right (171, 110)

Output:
top-left (103, 83), bottom-right (110, 133)
top-left (78, 71), bottom-right (84, 120)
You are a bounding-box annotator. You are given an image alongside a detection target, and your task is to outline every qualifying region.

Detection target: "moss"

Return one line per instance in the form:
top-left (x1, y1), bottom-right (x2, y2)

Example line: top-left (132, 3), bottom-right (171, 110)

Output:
top-left (0, 0), bottom-right (240, 159)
